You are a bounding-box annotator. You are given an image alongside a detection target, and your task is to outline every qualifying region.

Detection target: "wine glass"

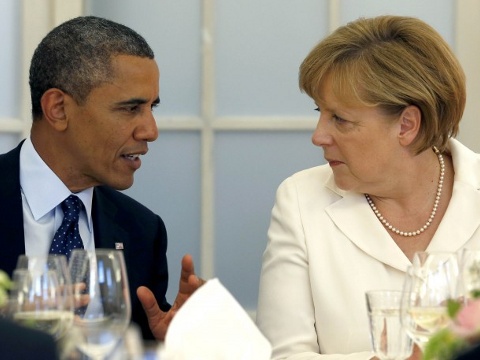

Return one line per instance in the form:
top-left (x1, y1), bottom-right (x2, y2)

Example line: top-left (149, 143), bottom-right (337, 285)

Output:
top-left (366, 290), bottom-right (413, 360)
top-left (9, 254), bottom-right (74, 340)
top-left (400, 253), bottom-right (457, 351)
top-left (69, 249), bottom-right (131, 360)
top-left (15, 254), bottom-right (73, 293)
top-left (411, 251), bottom-right (459, 294)
top-left (457, 249), bottom-right (480, 302)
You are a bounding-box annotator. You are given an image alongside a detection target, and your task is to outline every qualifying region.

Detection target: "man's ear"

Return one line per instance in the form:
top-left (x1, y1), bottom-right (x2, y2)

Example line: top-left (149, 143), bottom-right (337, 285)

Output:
top-left (40, 88), bottom-right (69, 131)
top-left (398, 105), bottom-right (421, 146)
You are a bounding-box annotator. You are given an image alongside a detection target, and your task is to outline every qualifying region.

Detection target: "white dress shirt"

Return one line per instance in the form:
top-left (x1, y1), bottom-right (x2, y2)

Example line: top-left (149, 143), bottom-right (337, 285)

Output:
top-left (20, 137), bottom-right (95, 256)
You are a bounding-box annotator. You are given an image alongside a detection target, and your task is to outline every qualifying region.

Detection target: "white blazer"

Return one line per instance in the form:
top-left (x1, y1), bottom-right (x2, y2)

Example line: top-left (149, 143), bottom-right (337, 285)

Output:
top-left (256, 139), bottom-right (480, 360)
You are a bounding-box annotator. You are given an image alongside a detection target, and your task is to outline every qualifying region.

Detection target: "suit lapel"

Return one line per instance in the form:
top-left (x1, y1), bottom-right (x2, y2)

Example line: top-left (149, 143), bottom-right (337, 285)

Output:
top-left (428, 180), bottom-right (480, 252)
top-left (428, 139), bottom-right (480, 251)
top-left (92, 187), bottom-right (129, 249)
top-left (325, 192), bottom-right (411, 272)
top-left (324, 139), bottom-right (480, 271)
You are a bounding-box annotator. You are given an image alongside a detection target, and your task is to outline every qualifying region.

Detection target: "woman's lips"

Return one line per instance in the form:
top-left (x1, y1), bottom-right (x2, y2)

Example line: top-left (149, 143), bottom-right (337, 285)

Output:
top-left (328, 160), bottom-right (343, 167)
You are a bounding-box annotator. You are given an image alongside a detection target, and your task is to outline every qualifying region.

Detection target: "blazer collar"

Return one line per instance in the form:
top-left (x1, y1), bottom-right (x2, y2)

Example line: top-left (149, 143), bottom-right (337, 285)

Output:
top-left (326, 191), bottom-right (412, 271)
top-left (323, 138), bottom-right (480, 271)
top-left (428, 138), bottom-right (480, 251)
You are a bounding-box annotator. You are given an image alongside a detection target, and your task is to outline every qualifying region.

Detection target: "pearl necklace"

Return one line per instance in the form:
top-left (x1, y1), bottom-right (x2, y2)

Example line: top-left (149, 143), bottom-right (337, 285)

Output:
top-left (364, 147), bottom-right (445, 237)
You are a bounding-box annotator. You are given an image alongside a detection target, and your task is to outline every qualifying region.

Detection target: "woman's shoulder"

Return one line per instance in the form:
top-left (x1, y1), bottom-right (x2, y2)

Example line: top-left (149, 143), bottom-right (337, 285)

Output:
top-left (278, 164), bottom-right (339, 195)
top-left (289, 164), bottom-right (331, 182)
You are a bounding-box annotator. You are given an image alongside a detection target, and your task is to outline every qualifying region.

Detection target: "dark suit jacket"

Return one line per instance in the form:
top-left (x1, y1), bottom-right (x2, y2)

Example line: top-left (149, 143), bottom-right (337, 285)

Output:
top-left (0, 318), bottom-right (59, 359)
top-left (0, 141), bottom-right (171, 339)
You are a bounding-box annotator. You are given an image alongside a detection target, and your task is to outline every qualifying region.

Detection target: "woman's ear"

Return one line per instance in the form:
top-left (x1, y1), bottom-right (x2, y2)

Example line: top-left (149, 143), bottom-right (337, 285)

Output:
top-left (40, 88), bottom-right (69, 131)
top-left (398, 105), bottom-right (421, 146)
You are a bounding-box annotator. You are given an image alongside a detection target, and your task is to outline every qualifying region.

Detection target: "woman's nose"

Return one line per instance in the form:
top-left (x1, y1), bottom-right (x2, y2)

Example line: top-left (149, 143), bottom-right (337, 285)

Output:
top-left (311, 116), bottom-right (332, 147)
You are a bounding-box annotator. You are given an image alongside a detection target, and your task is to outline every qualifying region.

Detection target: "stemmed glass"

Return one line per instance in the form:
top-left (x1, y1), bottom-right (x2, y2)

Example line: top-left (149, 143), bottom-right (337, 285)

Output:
top-left (400, 251), bottom-right (458, 351)
top-left (69, 249), bottom-right (131, 360)
top-left (9, 254), bottom-right (74, 340)
top-left (457, 249), bottom-right (480, 302)
top-left (366, 290), bottom-right (413, 360)
top-left (411, 251), bottom-right (459, 291)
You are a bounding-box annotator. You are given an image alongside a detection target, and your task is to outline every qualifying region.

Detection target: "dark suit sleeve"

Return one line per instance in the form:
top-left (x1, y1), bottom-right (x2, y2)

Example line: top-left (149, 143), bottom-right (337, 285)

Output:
top-left (92, 186), bottom-right (171, 340)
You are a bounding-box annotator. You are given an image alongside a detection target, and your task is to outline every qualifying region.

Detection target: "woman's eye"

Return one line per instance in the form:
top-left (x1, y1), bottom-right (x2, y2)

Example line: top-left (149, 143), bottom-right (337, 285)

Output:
top-left (314, 107), bottom-right (320, 112)
top-left (332, 114), bottom-right (346, 124)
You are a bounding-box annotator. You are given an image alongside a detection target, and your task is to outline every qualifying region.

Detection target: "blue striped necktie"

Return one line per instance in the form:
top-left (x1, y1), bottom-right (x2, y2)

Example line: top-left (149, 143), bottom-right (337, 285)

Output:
top-left (49, 195), bottom-right (84, 260)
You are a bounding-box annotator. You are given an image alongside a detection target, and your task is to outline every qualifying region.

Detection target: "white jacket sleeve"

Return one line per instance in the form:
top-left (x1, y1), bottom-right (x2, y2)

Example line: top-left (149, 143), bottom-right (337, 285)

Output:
top-left (256, 176), bottom-right (374, 360)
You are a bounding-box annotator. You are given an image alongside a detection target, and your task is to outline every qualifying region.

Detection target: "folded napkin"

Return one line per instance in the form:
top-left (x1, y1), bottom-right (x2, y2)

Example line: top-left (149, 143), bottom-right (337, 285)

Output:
top-left (160, 278), bottom-right (272, 360)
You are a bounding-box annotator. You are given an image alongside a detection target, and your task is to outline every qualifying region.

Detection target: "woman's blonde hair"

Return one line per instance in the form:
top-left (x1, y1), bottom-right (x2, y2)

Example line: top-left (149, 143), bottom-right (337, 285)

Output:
top-left (299, 15), bottom-right (465, 153)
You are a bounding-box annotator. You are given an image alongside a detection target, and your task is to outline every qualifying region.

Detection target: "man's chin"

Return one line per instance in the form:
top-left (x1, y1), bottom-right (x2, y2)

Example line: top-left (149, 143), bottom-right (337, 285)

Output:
top-left (107, 176), bottom-right (134, 191)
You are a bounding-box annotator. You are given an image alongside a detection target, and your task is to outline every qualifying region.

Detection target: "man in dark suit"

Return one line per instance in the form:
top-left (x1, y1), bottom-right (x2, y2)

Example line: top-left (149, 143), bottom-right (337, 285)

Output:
top-left (0, 16), bottom-right (203, 341)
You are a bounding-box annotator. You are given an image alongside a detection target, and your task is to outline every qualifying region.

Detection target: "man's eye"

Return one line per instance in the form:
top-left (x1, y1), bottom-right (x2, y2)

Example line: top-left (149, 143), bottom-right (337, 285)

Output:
top-left (314, 107), bottom-right (320, 112)
top-left (124, 105), bottom-right (140, 113)
top-left (151, 103), bottom-right (159, 112)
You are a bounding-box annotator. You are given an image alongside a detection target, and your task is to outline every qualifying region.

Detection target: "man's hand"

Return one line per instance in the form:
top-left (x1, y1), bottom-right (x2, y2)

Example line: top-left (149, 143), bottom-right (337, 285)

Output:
top-left (137, 254), bottom-right (205, 341)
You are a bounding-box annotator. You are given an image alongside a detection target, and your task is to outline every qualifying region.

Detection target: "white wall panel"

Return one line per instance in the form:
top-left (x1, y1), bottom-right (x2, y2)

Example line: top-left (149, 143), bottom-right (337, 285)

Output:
top-left (123, 132), bottom-right (202, 303)
top-left (0, 0), bottom-right (21, 119)
top-left (85, 0), bottom-right (202, 116)
top-left (341, 0), bottom-right (454, 44)
top-left (215, 0), bottom-right (329, 116)
top-left (0, 134), bottom-right (21, 154)
top-left (214, 131), bottom-right (323, 308)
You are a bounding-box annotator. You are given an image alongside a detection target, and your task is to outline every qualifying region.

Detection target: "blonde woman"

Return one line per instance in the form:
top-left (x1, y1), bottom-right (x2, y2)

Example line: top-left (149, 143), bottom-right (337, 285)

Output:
top-left (257, 15), bottom-right (479, 360)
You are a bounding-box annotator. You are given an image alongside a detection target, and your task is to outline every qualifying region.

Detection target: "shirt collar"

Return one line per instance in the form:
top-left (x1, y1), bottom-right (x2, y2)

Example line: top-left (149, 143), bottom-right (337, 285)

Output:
top-left (20, 137), bottom-right (94, 230)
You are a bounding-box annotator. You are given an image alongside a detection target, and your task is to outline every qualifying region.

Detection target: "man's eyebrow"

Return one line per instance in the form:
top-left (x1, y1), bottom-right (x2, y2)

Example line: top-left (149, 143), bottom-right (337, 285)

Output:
top-left (115, 97), bottom-right (160, 106)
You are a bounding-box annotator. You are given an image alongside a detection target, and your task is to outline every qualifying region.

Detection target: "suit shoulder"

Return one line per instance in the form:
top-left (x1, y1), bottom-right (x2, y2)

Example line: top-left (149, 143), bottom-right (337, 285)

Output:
top-left (0, 142), bottom-right (22, 166)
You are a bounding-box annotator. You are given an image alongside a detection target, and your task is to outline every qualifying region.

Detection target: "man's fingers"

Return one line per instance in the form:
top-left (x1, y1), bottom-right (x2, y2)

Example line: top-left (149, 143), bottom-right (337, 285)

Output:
top-left (188, 273), bottom-right (206, 287)
top-left (180, 254), bottom-right (195, 281)
top-left (137, 286), bottom-right (171, 341)
top-left (137, 286), bottom-right (165, 323)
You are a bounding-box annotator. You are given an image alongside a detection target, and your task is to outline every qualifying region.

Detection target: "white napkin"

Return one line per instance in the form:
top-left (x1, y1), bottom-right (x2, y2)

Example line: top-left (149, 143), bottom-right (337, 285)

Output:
top-left (160, 278), bottom-right (272, 360)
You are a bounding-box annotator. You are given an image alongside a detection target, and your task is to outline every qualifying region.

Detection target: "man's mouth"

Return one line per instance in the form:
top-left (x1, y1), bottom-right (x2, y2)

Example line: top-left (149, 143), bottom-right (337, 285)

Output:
top-left (122, 154), bottom-right (141, 160)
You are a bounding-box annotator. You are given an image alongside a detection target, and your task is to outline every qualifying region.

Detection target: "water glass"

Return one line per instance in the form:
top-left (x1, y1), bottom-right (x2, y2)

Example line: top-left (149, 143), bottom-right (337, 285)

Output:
top-left (69, 249), bottom-right (131, 360)
top-left (9, 254), bottom-right (74, 340)
top-left (366, 290), bottom-right (413, 360)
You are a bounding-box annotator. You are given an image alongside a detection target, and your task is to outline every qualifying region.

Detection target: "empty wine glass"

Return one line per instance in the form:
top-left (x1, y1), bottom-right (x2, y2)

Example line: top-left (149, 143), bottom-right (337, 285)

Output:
top-left (412, 251), bottom-right (459, 295)
top-left (15, 254), bottom-right (73, 294)
top-left (69, 249), bottom-right (131, 360)
top-left (9, 254), bottom-right (74, 340)
top-left (366, 290), bottom-right (413, 360)
top-left (400, 256), bottom-right (456, 351)
top-left (457, 249), bottom-right (480, 303)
